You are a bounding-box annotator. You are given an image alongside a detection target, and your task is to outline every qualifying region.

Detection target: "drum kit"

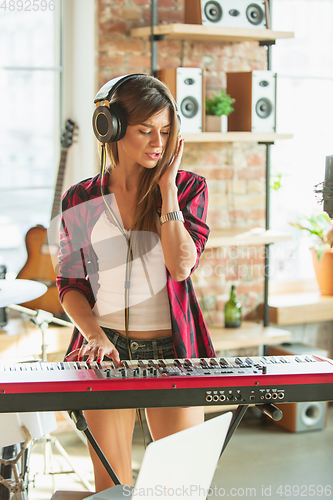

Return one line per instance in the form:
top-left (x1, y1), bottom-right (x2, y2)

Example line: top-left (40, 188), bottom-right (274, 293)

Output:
top-left (0, 279), bottom-right (48, 310)
top-left (0, 279), bottom-right (92, 499)
top-left (0, 279), bottom-right (71, 362)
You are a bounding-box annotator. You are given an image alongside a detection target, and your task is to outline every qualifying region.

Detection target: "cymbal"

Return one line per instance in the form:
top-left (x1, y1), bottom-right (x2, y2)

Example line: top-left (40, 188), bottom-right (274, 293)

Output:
top-left (0, 279), bottom-right (47, 308)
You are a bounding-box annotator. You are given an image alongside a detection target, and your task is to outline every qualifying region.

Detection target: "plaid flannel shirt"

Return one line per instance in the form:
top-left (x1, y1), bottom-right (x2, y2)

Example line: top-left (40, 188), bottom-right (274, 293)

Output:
top-left (56, 168), bottom-right (215, 359)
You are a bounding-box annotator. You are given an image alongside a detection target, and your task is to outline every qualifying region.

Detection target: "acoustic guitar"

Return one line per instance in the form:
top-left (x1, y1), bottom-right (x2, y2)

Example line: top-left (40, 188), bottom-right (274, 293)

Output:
top-left (17, 119), bottom-right (77, 317)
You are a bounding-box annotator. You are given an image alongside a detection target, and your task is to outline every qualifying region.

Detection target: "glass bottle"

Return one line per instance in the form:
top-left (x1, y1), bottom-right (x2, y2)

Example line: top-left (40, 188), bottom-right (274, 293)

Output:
top-left (224, 285), bottom-right (242, 328)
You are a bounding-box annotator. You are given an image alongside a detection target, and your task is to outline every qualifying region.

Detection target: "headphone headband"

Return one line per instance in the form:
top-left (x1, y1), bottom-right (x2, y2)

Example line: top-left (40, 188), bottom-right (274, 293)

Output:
top-left (93, 74), bottom-right (147, 104)
top-left (92, 73), bottom-right (180, 143)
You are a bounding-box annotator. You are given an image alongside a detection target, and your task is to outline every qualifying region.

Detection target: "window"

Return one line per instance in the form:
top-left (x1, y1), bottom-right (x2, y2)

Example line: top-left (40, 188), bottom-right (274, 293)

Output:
top-left (270, 0), bottom-right (333, 281)
top-left (0, 2), bottom-right (61, 277)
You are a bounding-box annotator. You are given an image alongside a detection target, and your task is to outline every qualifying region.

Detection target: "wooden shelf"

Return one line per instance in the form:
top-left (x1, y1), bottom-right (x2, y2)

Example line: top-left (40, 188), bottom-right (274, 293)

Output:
top-left (208, 321), bottom-right (291, 351)
top-left (205, 227), bottom-right (292, 248)
top-left (184, 132), bottom-right (293, 143)
top-left (268, 292), bottom-right (333, 325)
top-left (131, 24), bottom-right (294, 43)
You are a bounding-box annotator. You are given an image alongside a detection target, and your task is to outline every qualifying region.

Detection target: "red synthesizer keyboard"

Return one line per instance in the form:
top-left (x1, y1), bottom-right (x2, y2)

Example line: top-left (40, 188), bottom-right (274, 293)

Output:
top-left (0, 355), bottom-right (332, 413)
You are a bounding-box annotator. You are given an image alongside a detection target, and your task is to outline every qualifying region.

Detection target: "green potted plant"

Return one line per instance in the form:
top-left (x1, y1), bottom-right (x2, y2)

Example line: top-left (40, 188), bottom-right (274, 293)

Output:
top-left (205, 89), bottom-right (235, 132)
top-left (290, 212), bottom-right (333, 295)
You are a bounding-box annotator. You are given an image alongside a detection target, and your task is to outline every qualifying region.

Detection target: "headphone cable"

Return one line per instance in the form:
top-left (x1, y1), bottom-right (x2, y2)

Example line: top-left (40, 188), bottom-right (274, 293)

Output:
top-left (100, 145), bottom-right (148, 449)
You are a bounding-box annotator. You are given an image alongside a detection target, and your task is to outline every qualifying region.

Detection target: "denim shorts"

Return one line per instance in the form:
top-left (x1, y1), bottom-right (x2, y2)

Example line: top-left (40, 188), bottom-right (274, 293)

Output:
top-left (101, 327), bottom-right (175, 361)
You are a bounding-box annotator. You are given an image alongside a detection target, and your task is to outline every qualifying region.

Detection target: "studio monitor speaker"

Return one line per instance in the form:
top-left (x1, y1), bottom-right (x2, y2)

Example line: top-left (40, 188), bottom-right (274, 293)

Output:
top-left (185, 0), bottom-right (269, 29)
top-left (226, 70), bottom-right (277, 132)
top-left (158, 68), bottom-right (205, 134)
top-left (268, 343), bottom-right (329, 433)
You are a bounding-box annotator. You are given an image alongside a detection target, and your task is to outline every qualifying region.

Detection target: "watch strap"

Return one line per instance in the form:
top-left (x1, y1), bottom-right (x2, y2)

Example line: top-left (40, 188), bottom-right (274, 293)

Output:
top-left (160, 210), bottom-right (185, 225)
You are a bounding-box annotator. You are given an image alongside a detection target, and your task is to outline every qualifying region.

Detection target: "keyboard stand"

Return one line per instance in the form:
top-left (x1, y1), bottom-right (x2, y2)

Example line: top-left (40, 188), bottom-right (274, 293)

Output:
top-left (220, 404), bottom-right (249, 457)
top-left (69, 402), bottom-right (283, 484)
top-left (68, 410), bottom-right (121, 486)
top-left (221, 401), bottom-right (283, 458)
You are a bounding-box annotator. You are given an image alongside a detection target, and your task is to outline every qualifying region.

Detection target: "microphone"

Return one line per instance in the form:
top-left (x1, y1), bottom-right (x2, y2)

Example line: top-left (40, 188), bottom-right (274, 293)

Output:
top-left (314, 155), bottom-right (333, 218)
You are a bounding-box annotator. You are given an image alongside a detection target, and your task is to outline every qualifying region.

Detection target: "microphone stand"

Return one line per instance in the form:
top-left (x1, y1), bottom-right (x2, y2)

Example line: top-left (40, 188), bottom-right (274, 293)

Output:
top-left (8, 304), bottom-right (72, 362)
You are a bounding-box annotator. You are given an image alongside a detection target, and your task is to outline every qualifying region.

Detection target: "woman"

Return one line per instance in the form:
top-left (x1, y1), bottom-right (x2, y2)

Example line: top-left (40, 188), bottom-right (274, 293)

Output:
top-left (57, 74), bottom-right (215, 491)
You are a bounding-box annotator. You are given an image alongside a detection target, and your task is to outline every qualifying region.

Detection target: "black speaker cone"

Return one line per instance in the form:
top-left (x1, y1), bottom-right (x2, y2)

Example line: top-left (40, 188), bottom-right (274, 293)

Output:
top-left (204, 1), bottom-right (223, 23)
top-left (255, 98), bottom-right (272, 119)
top-left (180, 97), bottom-right (199, 119)
top-left (96, 112), bottom-right (109, 137)
top-left (246, 3), bottom-right (264, 25)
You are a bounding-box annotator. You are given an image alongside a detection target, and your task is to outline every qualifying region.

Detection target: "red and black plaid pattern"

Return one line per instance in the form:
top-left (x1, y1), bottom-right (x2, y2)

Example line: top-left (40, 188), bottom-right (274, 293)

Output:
top-left (57, 169), bottom-right (215, 359)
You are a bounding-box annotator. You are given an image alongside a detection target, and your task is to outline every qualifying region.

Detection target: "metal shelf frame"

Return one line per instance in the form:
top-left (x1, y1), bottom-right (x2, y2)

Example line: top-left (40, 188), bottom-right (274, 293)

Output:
top-left (149, 0), bottom-right (285, 329)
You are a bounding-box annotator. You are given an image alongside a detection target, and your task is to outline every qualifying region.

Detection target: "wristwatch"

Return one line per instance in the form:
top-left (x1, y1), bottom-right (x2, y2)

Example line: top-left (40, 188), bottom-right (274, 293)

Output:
top-left (160, 210), bottom-right (185, 225)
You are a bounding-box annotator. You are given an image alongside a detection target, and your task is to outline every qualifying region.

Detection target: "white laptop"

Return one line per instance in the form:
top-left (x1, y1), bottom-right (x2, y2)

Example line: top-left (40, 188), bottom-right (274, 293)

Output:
top-left (85, 411), bottom-right (232, 500)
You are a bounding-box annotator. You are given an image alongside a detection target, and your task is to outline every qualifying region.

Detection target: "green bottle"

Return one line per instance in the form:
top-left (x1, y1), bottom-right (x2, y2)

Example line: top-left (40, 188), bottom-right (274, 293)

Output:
top-left (224, 285), bottom-right (242, 328)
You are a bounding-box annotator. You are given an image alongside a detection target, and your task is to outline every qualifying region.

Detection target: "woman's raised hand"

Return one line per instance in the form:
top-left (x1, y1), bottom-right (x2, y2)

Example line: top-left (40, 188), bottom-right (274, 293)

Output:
top-left (157, 136), bottom-right (184, 191)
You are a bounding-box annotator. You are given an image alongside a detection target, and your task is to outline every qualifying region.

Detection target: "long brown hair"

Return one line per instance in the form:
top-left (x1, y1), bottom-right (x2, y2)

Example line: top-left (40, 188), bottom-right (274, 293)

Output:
top-left (105, 75), bottom-right (179, 237)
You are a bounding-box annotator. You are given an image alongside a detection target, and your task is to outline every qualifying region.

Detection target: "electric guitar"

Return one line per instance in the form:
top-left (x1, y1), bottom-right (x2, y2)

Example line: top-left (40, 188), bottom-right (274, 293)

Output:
top-left (17, 119), bottom-right (77, 317)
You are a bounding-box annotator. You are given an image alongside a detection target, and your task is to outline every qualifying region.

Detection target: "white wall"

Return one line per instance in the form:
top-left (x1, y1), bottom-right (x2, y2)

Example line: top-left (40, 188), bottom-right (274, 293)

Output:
top-left (62, 0), bottom-right (99, 191)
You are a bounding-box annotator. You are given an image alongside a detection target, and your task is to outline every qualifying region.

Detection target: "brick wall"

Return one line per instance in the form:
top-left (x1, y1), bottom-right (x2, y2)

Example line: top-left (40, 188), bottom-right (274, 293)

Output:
top-left (97, 0), bottom-right (268, 324)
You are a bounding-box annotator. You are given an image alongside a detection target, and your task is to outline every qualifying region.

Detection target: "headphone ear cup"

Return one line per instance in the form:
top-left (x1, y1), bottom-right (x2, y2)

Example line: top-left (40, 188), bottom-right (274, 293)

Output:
top-left (172, 99), bottom-right (181, 134)
top-left (92, 102), bottom-right (127, 143)
top-left (92, 105), bottom-right (119, 143)
top-left (176, 111), bottom-right (181, 134)
top-left (110, 102), bottom-right (127, 142)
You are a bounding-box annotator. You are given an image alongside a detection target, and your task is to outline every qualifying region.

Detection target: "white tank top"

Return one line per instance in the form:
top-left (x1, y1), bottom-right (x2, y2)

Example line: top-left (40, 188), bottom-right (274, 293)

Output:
top-left (91, 210), bottom-right (172, 331)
